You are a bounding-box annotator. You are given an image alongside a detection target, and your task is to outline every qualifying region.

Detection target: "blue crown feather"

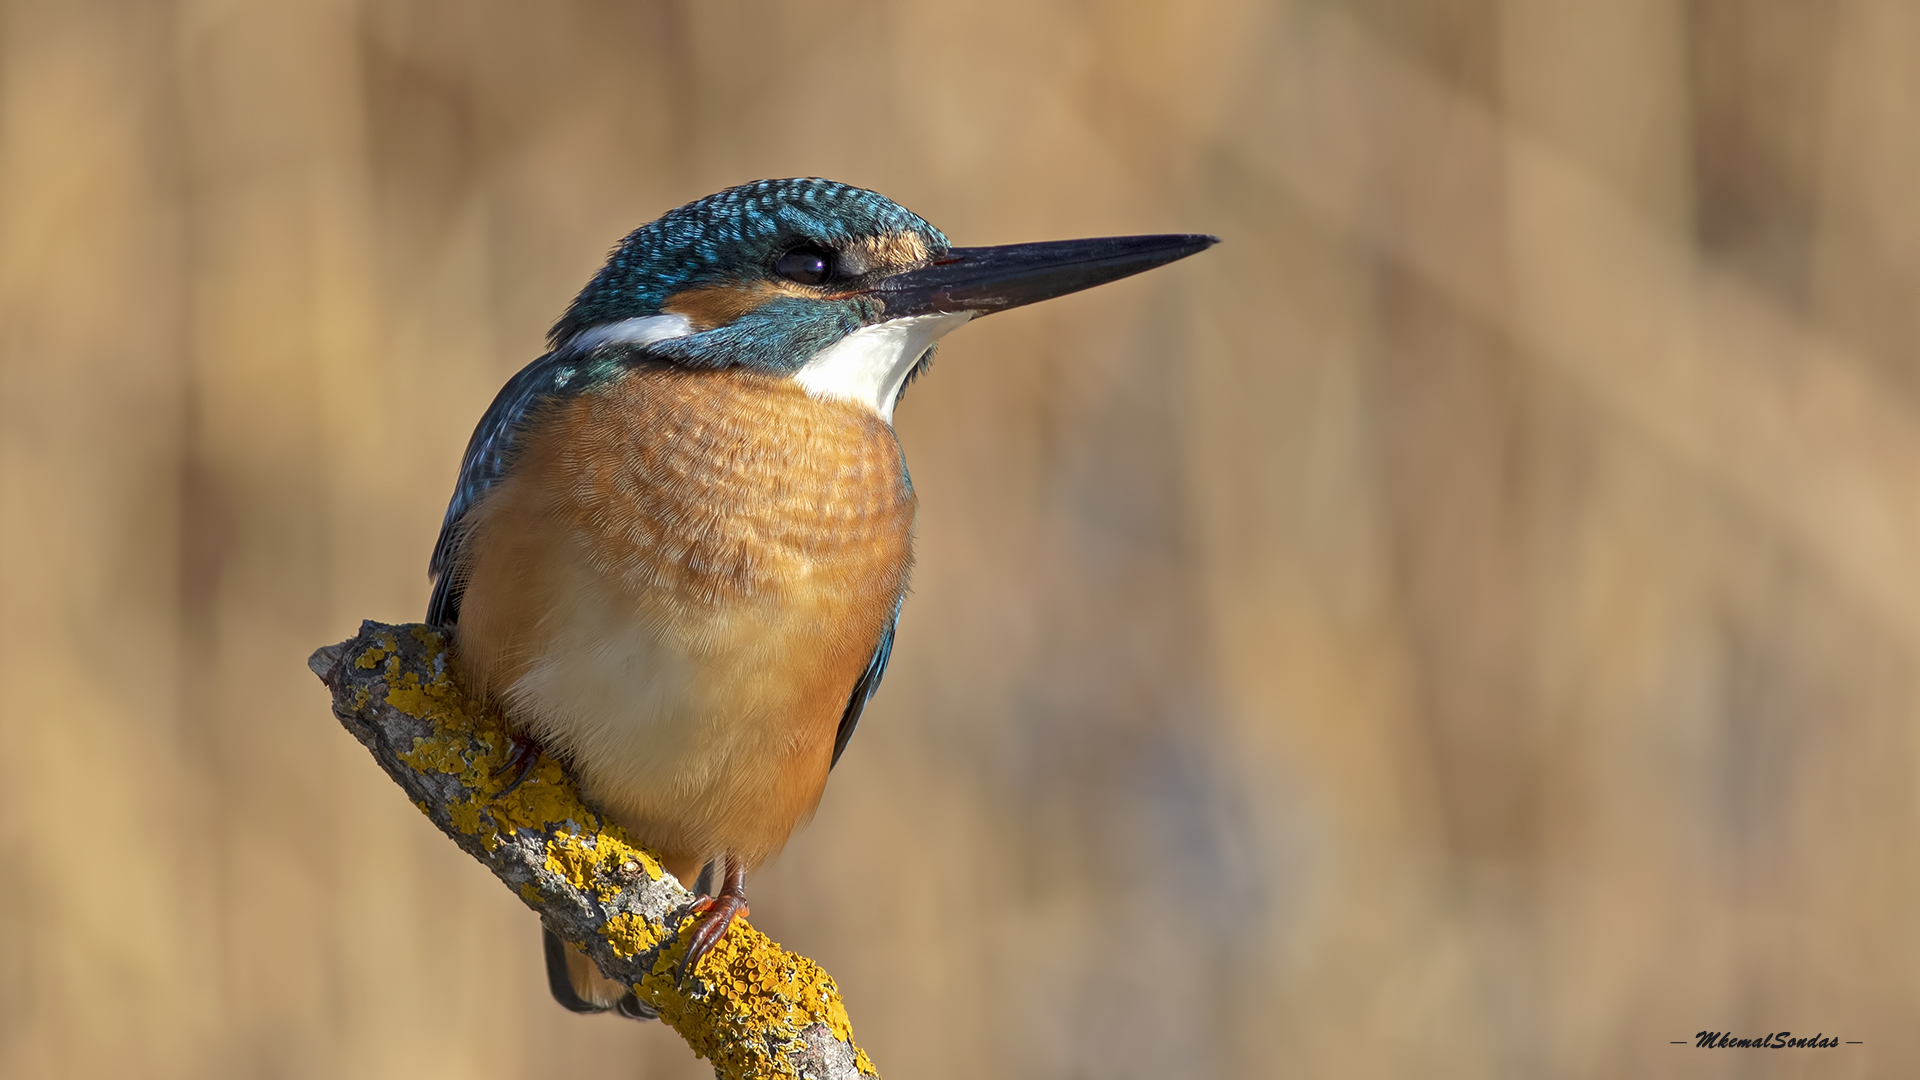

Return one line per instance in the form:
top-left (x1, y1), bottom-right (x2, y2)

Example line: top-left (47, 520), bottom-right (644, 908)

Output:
top-left (549, 178), bottom-right (949, 346)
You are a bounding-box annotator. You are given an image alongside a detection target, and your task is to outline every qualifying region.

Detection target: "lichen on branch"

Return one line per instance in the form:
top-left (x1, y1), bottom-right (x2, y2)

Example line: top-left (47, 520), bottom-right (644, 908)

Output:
top-left (309, 620), bottom-right (876, 1080)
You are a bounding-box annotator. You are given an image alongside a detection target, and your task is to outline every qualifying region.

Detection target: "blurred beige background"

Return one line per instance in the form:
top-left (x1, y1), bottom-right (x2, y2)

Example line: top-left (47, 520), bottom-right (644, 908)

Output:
top-left (3, 1), bottom-right (1917, 1077)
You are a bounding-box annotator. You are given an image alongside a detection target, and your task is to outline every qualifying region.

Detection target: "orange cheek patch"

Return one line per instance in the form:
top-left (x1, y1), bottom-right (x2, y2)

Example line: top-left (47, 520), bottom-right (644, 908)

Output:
top-left (662, 280), bottom-right (814, 330)
top-left (660, 230), bottom-right (934, 331)
top-left (849, 231), bottom-right (931, 273)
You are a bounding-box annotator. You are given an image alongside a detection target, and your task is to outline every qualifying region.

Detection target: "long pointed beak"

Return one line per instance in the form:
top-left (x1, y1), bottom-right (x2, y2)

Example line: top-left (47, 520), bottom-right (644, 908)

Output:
top-left (872, 233), bottom-right (1217, 318)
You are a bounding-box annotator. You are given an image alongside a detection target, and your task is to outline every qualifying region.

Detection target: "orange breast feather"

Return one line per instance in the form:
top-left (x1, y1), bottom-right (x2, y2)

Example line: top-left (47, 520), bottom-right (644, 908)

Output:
top-left (450, 367), bottom-right (914, 874)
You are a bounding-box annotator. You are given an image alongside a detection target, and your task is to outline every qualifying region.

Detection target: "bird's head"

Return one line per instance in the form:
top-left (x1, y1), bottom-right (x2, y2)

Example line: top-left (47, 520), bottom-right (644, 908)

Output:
top-left (550, 178), bottom-right (1214, 422)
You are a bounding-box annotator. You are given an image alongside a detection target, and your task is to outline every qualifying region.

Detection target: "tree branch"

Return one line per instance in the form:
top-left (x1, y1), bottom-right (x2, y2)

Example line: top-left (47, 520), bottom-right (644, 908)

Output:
top-left (309, 621), bottom-right (877, 1080)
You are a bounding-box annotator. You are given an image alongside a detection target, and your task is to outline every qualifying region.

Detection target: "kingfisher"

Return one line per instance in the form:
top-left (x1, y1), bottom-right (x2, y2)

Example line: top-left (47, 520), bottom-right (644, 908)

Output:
top-left (426, 177), bottom-right (1214, 1018)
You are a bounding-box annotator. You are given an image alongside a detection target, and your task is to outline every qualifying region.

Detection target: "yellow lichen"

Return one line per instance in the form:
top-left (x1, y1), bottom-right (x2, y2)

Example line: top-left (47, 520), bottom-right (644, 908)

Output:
top-left (637, 914), bottom-right (875, 1078)
top-left (603, 911), bottom-right (661, 958)
top-left (538, 825), bottom-right (666, 905)
top-left (542, 830), bottom-right (600, 892)
top-left (384, 664), bottom-right (461, 721)
top-left (445, 796), bottom-right (485, 837)
top-left (488, 758), bottom-right (584, 834)
top-left (399, 732), bottom-right (470, 776)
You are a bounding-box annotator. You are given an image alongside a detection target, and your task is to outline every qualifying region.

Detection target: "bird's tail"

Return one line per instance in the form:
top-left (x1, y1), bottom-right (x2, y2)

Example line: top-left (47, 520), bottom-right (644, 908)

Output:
top-left (540, 859), bottom-right (713, 1020)
top-left (543, 928), bottom-right (657, 1020)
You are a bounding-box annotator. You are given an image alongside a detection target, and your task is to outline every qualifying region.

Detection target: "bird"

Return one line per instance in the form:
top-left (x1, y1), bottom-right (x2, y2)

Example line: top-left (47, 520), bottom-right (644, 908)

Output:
top-left (425, 177), bottom-right (1214, 1018)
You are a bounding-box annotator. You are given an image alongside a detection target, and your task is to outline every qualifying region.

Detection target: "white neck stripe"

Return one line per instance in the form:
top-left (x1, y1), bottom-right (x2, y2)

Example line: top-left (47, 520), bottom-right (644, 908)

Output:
top-left (566, 311), bottom-right (971, 425)
top-left (563, 314), bottom-right (696, 355)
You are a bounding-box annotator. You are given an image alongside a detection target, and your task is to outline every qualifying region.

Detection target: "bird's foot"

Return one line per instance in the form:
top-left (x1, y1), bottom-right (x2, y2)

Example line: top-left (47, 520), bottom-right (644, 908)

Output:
top-left (675, 895), bottom-right (749, 984)
top-left (491, 732), bottom-right (544, 798)
top-left (676, 858), bottom-right (750, 985)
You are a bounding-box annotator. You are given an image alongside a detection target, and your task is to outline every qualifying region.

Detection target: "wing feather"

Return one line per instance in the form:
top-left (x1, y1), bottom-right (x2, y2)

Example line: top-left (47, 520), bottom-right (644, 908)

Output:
top-left (426, 343), bottom-right (652, 625)
top-left (831, 605), bottom-right (900, 769)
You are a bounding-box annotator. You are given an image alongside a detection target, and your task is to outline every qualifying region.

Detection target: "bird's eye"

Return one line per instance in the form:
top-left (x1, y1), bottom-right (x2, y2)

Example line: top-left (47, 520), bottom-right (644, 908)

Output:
top-left (775, 246), bottom-right (834, 286)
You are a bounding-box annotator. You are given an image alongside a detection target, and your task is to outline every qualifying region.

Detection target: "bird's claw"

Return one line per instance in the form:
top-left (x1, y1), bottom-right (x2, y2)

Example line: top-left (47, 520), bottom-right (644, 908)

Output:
top-left (675, 893), bottom-right (749, 985)
top-left (491, 733), bottom-right (544, 797)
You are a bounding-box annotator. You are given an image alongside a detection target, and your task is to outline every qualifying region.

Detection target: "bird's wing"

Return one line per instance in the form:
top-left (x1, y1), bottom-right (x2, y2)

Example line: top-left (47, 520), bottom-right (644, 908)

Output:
top-left (831, 604), bottom-right (900, 769)
top-left (427, 347), bottom-right (639, 625)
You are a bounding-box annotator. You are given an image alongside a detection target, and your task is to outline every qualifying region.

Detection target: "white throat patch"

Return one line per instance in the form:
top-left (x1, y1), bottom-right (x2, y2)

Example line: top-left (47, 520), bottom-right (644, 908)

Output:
top-left (792, 313), bottom-right (973, 423)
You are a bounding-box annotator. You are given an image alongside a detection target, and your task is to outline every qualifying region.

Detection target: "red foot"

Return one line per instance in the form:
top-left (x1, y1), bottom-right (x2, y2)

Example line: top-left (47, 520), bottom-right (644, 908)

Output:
top-left (676, 857), bottom-right (749, 984)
